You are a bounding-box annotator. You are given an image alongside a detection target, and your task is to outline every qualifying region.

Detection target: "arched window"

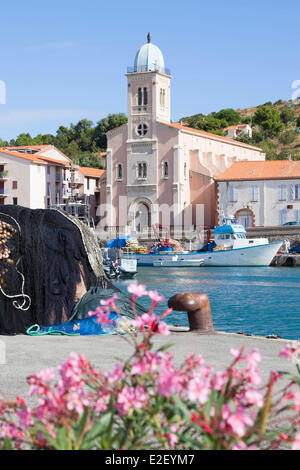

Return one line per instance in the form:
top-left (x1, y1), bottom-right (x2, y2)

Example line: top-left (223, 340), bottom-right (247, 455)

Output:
top-left (143, 87), bottom-right (148, 105)
top-left (235, 209), bottom-right (254, 228)
top-left (135, 202), bottom-right (151, 232)
top-left (160, 88), bottom-right (166, 107)
top-left (137, 88), bottom-right (143, 106)
top-left (137, 87), bottom-right (148, 106)
top-left (116, 163), bottom-right (123, 181)
top-left (137, 162), bottom-right (147, 179)
top-left (162, 161), bottom-right (169, 179)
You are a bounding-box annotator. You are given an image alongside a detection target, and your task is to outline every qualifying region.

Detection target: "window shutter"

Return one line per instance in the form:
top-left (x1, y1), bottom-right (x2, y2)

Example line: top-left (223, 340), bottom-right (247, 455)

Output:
top-left (230, 185), bottom-right (237, 201)
top-left (279, 209), bottom-right (287, 225)
top-left (279, 185), bottom-right (287, 200)
top-left (289, 184), bottom-right (295, 200)
top-left (294, 209), bottom-right (300, 223)
top-left (251, 185), bottom-right (258, 201)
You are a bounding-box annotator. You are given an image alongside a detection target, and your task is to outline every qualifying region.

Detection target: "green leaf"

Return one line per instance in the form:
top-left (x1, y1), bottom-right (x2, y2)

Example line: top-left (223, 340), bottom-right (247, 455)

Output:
top-left (155, 343), bottom-right (174, 353)
top-left (34, 421), bottom-right (71, 450)
top-left (3, 436), bottom-right (14, 450)
top-left (79, 412), bottom-right (113, 450)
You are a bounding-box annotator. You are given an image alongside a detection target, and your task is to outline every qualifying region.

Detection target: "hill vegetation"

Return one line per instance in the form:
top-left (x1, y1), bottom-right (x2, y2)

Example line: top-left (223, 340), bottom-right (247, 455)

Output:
top-left (0, 113), bottom-right (128, 169)
top-left (1, 99), bottom-right (300, 167)
top-left (181, 99), bottom-right (300, 160)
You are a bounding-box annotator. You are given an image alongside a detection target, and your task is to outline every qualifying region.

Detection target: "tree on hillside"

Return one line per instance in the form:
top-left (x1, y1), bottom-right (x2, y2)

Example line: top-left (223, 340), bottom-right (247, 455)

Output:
top-left (280, 107), bottom-right (296, 125)
top-left (93, 113), bottom-right (128, 149)
top-left (10, 133), bottom-right (34, 147)
top-left (211, 108), bottom-right (241, 126)
top-left (252, 105), bottom-right (284, 138)
top-left (70, 119), bottom-right (94, 152)
top-left (196, 116), bottom-right (227, 135)
top-left (278, 129), bottom-right (297, 145)
top-left (179, 113), bottom-right (206, 128)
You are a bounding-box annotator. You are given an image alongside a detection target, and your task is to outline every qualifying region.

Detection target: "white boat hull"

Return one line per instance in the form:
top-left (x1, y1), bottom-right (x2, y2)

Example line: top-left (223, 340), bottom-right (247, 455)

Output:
top-left (153, 258), bottom-right (204, 267)
top-left (129, 241), bottom-right (282, 267)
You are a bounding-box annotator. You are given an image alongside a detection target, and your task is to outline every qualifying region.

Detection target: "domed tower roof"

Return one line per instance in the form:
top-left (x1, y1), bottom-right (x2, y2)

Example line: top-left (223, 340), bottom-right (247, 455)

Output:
top-left (133, 33), bottom-right (165, 73)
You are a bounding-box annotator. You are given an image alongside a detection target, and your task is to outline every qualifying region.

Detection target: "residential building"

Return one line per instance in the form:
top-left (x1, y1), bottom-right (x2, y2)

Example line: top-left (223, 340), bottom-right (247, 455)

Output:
top-left (0, 145), bottom-right (104, 224)
top-left (215, 160), bottom-right (300, 227)
top-left (223, 124), bottom-right (252, 140)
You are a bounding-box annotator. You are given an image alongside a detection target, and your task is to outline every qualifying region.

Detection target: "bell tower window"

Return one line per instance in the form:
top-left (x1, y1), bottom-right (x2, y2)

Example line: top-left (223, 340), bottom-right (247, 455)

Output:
top-left (137, 87), bottom-right (148, 106)
top-left (137, 162), bottom-right (147, 179)
top-left (116, 163), bottom-right (123, 181)
top-left (143, 87), bottom-right (148, 105)
top-left (162, 161), bottom-right (169, 179)
top-left (136, 123), bottom-right (148, 137)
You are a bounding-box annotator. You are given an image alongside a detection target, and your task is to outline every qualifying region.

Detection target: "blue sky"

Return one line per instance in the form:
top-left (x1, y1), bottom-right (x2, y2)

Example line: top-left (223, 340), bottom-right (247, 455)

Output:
top-left (0, 0), bottom-right (299, 140)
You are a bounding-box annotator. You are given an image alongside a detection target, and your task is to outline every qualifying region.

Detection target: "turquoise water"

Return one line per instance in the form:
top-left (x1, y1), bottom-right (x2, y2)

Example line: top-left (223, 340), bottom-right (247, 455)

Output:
top-left (116, 267), bottom-right (300, 340)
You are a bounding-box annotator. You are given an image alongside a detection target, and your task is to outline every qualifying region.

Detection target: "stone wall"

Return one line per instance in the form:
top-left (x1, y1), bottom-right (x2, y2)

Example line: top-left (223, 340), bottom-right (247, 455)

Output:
top-left (245, 226), bottom-right (300, 245)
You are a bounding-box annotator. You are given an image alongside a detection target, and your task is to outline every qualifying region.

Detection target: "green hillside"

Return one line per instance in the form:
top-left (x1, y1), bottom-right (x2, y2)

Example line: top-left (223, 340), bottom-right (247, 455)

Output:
top-left (180, 99), bottom-right (300, 160)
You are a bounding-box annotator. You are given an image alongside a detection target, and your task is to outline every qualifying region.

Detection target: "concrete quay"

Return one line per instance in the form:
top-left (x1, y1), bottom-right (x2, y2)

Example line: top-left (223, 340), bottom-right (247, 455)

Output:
top-left (0, 329), bottom-right (298, 404)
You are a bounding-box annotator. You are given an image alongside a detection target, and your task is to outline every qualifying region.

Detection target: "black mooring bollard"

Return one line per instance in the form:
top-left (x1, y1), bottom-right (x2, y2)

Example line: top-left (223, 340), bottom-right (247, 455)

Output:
top-left (168, 292), bottom-right (215, 334)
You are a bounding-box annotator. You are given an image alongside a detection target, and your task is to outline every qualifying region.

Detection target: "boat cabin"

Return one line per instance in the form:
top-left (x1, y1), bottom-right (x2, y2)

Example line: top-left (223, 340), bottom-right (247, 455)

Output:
top-left (214, 220), bottom-right (268, 250)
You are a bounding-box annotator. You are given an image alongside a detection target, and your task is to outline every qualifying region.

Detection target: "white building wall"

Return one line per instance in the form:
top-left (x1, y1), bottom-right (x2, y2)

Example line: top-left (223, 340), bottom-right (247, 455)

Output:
top-left (0, 153), bottom-right (31, 207)
top-left (29, 164), bottom-right (47, 208)
top-left (40, 147), bottom-right (71, 163)
top-left (218, 179), bottom-right (300, 227)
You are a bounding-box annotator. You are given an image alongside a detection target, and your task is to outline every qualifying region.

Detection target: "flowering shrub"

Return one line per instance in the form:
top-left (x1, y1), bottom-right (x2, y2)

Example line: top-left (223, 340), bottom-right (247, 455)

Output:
top-left (0, 281), bottom-right (300, 450)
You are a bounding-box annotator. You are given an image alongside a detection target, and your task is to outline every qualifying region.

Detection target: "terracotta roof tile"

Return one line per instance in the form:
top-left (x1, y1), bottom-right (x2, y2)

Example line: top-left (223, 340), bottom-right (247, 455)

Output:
top-left (79, 166), bottom-right (105, 177)
top-left (159, 122), bottom-right (261, 151)
top-left (215, 160), bottom-right (300, 181)
top-left (0, 148), bottom-right (46, 163)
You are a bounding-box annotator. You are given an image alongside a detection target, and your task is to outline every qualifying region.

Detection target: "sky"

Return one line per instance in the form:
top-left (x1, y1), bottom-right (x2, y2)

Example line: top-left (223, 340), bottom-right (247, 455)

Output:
top-left (0, 0), bottom-right (300, 140)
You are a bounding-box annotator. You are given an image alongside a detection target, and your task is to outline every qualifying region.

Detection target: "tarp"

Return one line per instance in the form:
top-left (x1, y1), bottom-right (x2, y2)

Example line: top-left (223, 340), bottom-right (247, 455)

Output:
top-left (107, 236), bottom-right (132, 248)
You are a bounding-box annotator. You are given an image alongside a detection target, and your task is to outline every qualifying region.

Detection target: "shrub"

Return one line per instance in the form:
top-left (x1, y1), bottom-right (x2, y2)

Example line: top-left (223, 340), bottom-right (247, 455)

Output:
top-left (278, 130), bottom-right (297, 145)
top-left (0, 283), bottom-right (299, 450)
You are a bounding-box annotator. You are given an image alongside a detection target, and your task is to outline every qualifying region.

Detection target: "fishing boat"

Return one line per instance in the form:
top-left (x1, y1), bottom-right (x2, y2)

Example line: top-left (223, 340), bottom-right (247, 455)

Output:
top-left (101, 246), bottom-right (137, 279)
top-left (152, 256), bottom-right (204, 267)
top-left (122, 219), bottom-right (283, 267)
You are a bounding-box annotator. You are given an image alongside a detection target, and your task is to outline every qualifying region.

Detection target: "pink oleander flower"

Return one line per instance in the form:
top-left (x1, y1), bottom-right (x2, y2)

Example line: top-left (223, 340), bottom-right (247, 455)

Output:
top-left (116, 386), bottom-right (148, 416)
top-left (245, 349), bottom-right (262, 368)
top-left (106, 362), bottom-right (125, 384)
top-left (165, 424), bottom-right (179, 449)
top-left (147, 289), bottom-right (165, 303)
top-left (233, 441), bottom-right (257, 450)
top-left (243, 388), bottom-right (264, 408)
top-left (132, 313), bottom-right (170, 336)
top-left (88, 305), bottom-right (114, 327)
top-left (65, 390), bottom-right (90, 415)
top-left (279, 343), bottom-right (299, 361)
top-left (211, 371), bottom-right (228, 391)
top-left (222, 405), bottom-right (254, 437)
top-left (127, 281), bottom-right (148, 298)
top-left (292, 392), bottom-right (300, 412)
top-left (158, 367), bottom-right (183, 398)
top-left (292, 432), bottom-right (300, 450)
top-left (95, 394), bottom-right (110, 413)
top-left (100, 293), bottom-right (119, 310)
top-left (187, 376), bottom-right (211, 404)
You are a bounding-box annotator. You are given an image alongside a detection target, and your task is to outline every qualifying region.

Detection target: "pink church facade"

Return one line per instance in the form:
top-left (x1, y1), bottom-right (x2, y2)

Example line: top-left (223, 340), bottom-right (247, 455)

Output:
top-left (102, 35), bottom-right (265, 234)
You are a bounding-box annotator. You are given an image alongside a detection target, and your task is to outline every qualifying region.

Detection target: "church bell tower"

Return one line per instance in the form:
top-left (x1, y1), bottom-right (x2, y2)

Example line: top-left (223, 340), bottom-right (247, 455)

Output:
top-left (126, 33), bottom-right (171, 142)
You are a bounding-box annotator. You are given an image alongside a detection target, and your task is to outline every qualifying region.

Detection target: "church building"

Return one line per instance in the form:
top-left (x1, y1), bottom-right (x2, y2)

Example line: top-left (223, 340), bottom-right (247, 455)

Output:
top-left (103, 34), bottom-right (265, 233)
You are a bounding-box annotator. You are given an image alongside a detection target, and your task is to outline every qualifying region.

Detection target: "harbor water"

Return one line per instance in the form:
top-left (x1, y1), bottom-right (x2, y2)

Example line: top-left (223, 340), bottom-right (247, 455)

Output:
top-left (116, 266), bottom-right (300, 340)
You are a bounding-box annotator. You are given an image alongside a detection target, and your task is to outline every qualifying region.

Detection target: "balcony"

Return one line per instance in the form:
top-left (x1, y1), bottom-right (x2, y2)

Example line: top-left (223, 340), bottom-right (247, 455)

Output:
top-left (0, 170), bottom-right (8, 180)
top-left (127, 65), bottom-right (171, 75)
top-left (0, 188), bottom-right (8, 196)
